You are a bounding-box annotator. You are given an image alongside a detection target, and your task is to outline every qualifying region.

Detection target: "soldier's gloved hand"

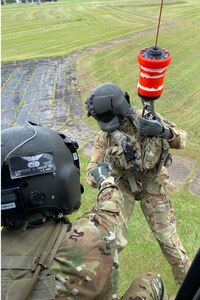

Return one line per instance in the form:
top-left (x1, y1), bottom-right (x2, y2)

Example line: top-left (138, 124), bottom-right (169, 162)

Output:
top-left (91, 162), bottom-right (112, 189)
top-left (136, 117), bottom-right (171, 139)
top-left (152, 274), bottom-right (166, 300)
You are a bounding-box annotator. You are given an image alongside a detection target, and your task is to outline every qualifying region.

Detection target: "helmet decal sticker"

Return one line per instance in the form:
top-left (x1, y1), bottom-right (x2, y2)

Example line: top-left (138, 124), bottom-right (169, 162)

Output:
top-left (9, 152), bottom-right (56, 179)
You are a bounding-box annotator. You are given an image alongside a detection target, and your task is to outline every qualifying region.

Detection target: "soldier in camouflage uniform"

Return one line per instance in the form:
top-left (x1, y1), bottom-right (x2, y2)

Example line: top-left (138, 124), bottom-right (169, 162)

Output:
top-left (1, 123), bottom-right (167, 300)
top-left (86, 82), bottom-right (191, 287)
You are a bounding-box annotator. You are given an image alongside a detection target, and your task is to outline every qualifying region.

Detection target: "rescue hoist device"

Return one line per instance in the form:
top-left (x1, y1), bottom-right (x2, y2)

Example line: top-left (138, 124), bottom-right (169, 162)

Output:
top-left (137, 0), bottom-right (172, 119)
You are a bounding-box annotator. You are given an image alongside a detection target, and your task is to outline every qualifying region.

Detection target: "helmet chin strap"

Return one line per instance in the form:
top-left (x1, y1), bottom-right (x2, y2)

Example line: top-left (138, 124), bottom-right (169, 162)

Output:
top-left (13, 212), bottom-right (53, 231)
top-left (27, 214), bottom-right (50, 228)
top-left (118, 115), bottom-right (127, 125)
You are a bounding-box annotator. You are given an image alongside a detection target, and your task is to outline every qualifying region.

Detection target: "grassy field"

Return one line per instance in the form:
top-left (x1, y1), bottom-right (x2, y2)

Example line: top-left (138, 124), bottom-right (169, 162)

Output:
top-left (2, 1), bottom-right (200, 158)
top-left (2, 0), bottom-right (200, 297)
top-left (77, 0), bottom-right (200, 162)
top-left (2, 0), bottom-right (154, 61)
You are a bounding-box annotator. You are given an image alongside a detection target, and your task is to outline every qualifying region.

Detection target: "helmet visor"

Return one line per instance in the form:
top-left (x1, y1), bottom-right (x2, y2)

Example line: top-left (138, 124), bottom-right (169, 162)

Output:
top-left (94, 111), bottom-right (115, 122)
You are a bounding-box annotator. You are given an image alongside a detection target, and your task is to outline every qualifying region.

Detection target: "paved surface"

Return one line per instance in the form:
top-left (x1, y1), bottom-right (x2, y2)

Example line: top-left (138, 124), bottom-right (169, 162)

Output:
top-left (1, 54), bottom-right (200, 196)
top-left (1, 54), bottom-right (96, 147)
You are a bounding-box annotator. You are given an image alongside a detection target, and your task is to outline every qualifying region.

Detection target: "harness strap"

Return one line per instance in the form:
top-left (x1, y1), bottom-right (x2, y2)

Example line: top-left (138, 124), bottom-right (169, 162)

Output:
top-left (126, 172), bottom-right (138, 193)
top-left (114, 170), bottom-right (138, 193)
top-left (157, 139), bottom-right (170, 175)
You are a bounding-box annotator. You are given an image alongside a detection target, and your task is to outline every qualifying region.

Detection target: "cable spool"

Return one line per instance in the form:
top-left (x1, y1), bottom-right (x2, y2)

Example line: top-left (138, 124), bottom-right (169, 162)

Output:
top-left (137, 46), bottom-right (172, 101)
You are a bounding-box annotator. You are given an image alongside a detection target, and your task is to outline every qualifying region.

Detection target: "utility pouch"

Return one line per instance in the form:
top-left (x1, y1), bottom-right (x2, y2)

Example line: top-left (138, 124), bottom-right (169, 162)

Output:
top-left (142, 137), bottom-right (163, 170)
top-left (105, 145), bottom-right (128, 169)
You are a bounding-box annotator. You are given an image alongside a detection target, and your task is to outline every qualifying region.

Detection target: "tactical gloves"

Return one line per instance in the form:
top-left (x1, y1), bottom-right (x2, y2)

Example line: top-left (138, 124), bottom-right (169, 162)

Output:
top-left (151, 274), bottom-right (166, 300)
top-left (136, 117), bottom-right (171, 139)
top-left (91, 162), bottom-right (112, 189)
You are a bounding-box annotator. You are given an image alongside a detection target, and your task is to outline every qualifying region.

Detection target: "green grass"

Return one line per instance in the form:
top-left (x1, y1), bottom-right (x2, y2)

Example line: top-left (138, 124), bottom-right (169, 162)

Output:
top-left (2, 0), bottom-right (154, 61)
top-left (119, 187), bottom-right (199, 296)
top-left (2, 0), bottom-right (200, 297)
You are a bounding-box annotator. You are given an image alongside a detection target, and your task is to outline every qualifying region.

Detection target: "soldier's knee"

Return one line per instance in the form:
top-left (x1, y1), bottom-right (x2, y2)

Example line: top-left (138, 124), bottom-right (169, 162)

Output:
top-left (155, 227), bottom-right (177, 245)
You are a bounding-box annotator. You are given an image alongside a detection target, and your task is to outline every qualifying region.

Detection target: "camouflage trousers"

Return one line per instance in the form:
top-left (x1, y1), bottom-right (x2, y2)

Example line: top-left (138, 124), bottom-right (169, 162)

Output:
top-left (118, 177), bottom-right (190, 286)
top-left (121, 273), bottom-right (168, 300)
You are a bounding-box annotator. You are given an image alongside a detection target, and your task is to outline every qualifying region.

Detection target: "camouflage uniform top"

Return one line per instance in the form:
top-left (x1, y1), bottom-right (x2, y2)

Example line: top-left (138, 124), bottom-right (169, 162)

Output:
top-left (48, 177), bottom-right (129, 299)
top-left (86, 110), bottom-right (187, 189)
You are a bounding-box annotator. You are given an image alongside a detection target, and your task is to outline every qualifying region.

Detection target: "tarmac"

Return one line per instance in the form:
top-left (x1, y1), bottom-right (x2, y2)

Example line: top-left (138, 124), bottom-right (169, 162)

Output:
top-left (1, 54), bottom-right (96, 147)
top-left (1, 55), bottom-right (200, 197)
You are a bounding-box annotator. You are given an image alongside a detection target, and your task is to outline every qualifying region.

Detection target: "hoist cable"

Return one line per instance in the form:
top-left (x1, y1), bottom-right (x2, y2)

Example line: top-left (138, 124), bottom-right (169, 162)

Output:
top-left (155, 0), bottom-right (164, 48)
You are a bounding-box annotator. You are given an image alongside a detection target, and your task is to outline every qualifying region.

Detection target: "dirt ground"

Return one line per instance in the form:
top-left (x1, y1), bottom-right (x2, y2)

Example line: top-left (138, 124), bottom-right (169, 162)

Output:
top-left (1, 54), bottom-right (200, 197)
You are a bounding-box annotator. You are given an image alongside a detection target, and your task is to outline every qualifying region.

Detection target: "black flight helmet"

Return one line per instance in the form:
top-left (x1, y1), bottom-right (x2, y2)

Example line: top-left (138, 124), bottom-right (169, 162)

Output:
top-left (1, 122), bottom-right (83, 229)
top-left (86, 83), bottom-right (130, 132)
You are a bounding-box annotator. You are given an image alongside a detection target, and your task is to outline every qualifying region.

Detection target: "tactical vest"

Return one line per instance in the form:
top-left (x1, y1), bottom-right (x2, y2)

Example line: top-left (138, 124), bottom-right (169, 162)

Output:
top-left (104, 115), bottom-right (172, 195)
top-left (1, 220), bottom-right (68, 300)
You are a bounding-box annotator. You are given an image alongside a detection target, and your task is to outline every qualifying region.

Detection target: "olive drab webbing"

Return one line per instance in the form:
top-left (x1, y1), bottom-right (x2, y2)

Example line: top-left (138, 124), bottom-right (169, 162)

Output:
top-left (1, 220), bottom-right (68, 300)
